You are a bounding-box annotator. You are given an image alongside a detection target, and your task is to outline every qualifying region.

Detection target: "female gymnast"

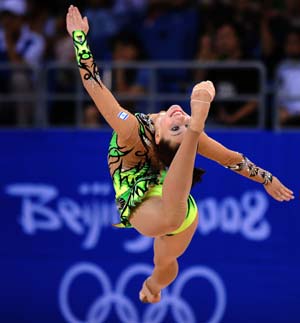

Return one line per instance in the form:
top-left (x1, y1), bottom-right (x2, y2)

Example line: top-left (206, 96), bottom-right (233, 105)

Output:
top-left (66, 5), bottom-right (294, 303)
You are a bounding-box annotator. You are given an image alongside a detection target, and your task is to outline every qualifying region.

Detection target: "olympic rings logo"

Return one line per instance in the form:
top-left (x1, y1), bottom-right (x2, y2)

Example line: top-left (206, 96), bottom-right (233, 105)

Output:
top-left (59, 262), bottom-right (226, 323)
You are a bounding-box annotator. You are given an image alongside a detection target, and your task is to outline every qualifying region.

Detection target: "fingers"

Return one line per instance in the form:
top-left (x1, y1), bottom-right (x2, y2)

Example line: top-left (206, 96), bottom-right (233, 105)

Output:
top-left (68, 4), bottom-right (75, 15)
top-left (279, 187), bottom-right (294, 201)
top-left (273, 195), bottom-right (284, 202)
top-left (281, 184), bottom-right (294, 195)
top-left (267, 177), bottom-right (295, 202)
top-left (67, 5), bottom-right (88, 34)
top-left (66, 13), bottom-right (74, 35)
top-left (67, 5), bottom-right (81, 20)
top-left (273, 191), bottom-right (288, 202)
top-left (83, 16), bottom-right (90, 31)
top-left (271, 186), bottom-right (294, 202)
top-left (67, 5), bottom-right (75, 26)
top-left (73, 5), bottom-right (83, 21)
top-left (277, 181), bottom-right (294, 201)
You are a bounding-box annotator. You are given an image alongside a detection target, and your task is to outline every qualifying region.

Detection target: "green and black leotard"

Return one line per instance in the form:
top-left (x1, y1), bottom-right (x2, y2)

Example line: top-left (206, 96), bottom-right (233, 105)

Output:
top-left (108, 113), bottom-right (198, 235)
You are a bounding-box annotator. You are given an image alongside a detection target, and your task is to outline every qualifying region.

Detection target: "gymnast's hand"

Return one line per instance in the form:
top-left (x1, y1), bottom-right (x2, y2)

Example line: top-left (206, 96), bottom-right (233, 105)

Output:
top-left (264, 176), bottom-right (294, 202)
top-left (66, 5), bottom-right (89, 37)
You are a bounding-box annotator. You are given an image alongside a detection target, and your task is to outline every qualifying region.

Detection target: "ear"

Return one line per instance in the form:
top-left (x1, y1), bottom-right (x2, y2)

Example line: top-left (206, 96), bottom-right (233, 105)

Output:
top-left (155, 131), bottom-right (161, 145)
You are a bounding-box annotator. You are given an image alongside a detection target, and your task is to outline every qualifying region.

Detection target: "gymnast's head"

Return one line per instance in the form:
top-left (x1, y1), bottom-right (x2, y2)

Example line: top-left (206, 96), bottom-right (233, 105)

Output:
top-left (152, 104), bottom-right (190, 148)
top-left (152, 104), bottom-right (204, 184)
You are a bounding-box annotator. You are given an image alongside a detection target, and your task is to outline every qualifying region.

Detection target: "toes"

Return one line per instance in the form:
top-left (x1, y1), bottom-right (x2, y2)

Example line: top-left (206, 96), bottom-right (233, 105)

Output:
top-left (139, 280), bottom-right (161, 304)
top-left (139, 292), bottom-right (148, 303)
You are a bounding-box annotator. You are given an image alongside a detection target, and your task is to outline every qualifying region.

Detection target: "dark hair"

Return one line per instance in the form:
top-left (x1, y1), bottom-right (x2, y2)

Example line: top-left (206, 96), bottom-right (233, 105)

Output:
top-left (155, 139), bottom-right (205, 187)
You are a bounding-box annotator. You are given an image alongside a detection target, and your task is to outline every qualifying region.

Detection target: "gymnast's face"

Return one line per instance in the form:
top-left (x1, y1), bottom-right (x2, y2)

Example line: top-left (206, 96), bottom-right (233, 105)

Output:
top-left (154, 105), bottom-right (190, 146)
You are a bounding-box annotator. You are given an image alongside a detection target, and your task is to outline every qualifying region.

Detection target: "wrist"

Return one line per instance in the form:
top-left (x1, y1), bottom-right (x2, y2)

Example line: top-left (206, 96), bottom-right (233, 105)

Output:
top-left (225, 154), bottom-right (274, 185)
top-left (72, 30), bottom-right (92, 66)
top-left (262, 172), bottom-right (273, 185)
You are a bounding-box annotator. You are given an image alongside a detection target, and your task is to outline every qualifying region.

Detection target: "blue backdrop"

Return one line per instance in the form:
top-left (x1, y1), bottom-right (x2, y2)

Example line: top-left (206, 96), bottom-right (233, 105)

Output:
top-left (0, 130), bottom-right (299, 323)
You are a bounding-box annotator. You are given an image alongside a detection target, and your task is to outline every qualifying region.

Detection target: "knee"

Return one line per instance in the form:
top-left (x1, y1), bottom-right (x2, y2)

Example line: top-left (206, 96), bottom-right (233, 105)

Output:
top-left (154, 255), bottom-right (178, 270)
top-left (164, 218), bottom-right (183, 233)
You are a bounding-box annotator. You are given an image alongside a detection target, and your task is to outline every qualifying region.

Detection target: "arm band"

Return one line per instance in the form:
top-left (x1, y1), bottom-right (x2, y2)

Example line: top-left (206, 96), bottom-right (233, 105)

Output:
top-left (72, 30), bottom-right (92, 67)
top-left (225, 154), bottom-right (273, 185)
top-left (72, 30), bottom-right (102, 87)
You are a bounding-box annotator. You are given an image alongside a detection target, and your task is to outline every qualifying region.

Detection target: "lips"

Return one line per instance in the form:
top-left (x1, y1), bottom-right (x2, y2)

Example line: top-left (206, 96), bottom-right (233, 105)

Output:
top-left (170, 111), bottom-right (184, 118)
top-left (169, 107), bottom-right (184, 117)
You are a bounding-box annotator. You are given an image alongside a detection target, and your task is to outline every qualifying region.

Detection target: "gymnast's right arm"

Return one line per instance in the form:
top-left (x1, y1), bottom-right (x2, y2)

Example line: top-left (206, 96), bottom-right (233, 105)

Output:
top-left (66, 5), bottom-right (137, 139)
top-left (197, 132), bottom-right (294, 202)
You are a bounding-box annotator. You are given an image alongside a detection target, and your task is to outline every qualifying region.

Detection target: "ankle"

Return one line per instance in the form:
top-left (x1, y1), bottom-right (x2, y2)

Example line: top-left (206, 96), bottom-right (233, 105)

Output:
top-left (147, 277), bottom-right (162, 295)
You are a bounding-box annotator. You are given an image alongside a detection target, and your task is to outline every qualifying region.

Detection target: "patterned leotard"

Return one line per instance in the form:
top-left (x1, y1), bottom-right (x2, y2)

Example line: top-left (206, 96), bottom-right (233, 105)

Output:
top-left (108, 113), bottom-right (198, 235)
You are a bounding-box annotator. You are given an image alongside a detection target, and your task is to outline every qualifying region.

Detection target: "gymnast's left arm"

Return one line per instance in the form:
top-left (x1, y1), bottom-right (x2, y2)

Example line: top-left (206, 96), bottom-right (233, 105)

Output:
top-left (66, 5), bottom-right (138, 140)
top-left (197, 132), bottom-right (294, 202)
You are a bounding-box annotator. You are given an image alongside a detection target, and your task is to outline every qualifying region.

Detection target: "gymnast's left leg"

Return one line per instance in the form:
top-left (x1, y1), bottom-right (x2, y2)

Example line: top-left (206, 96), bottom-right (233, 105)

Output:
top-left (139, 214), bottom-right (199, 303)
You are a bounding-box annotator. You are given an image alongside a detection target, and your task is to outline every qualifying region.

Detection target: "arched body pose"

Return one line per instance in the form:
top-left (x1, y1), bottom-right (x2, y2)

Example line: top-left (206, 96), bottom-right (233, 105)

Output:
top-left (66, 5), bottom-right (294, 303)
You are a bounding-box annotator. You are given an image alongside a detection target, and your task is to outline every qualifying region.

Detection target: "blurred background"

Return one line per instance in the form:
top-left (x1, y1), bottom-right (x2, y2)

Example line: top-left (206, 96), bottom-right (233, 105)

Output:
top-left (0, 0), bottom-right (299, 322)
top-left (1, 0), bottom-right (300, 129)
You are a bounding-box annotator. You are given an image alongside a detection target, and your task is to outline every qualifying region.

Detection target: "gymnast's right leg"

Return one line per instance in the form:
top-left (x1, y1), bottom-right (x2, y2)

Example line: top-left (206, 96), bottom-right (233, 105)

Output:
top-left (130, 81), bottom-right (214, 237)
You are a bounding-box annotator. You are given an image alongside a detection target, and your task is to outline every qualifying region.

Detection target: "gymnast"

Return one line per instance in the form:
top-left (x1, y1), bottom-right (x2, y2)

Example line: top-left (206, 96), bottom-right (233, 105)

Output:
top-left (66, 5), bottom-right (294, 303)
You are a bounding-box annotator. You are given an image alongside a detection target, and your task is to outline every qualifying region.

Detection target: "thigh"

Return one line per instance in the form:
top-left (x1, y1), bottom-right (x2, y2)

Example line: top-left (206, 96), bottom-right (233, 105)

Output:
top-left (129, 196), bottom-right (170, 237)
top-left (153, 214), bottom-right (199, 265)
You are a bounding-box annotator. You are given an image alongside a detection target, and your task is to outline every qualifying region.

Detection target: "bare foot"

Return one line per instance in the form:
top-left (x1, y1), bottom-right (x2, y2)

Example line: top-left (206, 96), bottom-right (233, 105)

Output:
top-left (139, 278), bottom-right (161, 303)
top-left (189, 81), bottom-right (215, 133)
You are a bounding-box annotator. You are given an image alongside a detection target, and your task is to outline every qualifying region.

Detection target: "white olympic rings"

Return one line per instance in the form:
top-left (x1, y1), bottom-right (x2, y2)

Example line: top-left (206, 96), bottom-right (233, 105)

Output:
top-left (59, 262), bottom-right (226, 323)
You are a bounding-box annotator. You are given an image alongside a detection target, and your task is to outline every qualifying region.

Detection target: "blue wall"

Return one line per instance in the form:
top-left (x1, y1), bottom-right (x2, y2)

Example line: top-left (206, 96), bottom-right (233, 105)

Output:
top-left (0, 130), bottom-right (299, 323)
